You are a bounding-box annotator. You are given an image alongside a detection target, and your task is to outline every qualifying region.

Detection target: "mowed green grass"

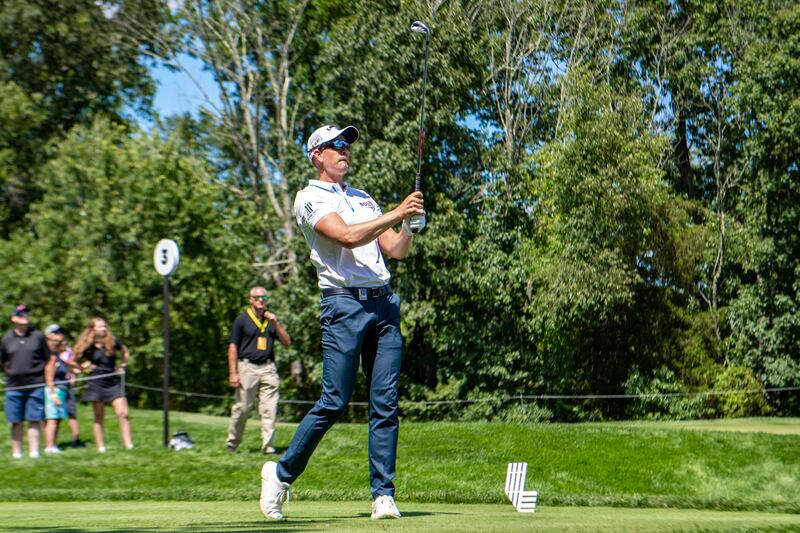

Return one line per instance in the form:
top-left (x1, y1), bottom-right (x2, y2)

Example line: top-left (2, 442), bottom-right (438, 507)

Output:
top-left (613, 417), bottom-right (800, 435)
top-left (1, 409), bottom-right (799, 517)
top-left (4, 501), bottom-right (800, 532)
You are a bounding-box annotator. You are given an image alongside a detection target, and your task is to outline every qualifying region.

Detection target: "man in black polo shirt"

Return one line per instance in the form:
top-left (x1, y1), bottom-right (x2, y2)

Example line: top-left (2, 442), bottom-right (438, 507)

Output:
top-left (226, 286), bottom-right (291, 454)
top-left (1, 305), bottom-right (51, 459)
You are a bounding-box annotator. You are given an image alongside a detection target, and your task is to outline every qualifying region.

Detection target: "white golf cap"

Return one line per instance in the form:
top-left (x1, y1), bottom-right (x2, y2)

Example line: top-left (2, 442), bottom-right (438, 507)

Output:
top-left (306, 124), bottom-right (359, 161)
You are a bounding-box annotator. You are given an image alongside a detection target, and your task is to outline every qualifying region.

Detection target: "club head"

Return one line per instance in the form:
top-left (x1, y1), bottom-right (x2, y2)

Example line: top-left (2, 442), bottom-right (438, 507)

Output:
top-left (410, 20), bottom-right (430, 35)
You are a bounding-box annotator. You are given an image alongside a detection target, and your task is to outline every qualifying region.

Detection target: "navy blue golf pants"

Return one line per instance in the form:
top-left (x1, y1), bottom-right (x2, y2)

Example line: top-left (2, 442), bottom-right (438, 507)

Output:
top-left (277, 291), bottom-right (403, 497)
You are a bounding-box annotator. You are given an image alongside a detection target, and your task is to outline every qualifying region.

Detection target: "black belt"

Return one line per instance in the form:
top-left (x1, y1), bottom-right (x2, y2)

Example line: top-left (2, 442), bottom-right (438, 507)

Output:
top-left (241, 358), bottom-right (274, 365)
top-left (322, 285), bottom-right (392, 300)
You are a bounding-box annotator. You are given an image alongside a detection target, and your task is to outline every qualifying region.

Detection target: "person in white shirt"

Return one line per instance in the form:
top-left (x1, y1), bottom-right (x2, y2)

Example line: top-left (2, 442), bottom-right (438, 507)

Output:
top-left (260, 124), bottom-right (424, 521)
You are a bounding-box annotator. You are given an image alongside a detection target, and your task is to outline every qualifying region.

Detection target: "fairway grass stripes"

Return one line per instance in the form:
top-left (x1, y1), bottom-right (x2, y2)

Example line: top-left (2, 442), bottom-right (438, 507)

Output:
top-left (4, 501), bottom-right (800, 532)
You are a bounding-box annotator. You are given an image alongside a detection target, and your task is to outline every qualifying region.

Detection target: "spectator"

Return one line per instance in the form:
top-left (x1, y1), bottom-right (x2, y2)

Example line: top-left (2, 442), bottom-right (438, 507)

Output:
top-left (73, 317), bottom-right (133, 452)
top-left (1, 305), bottom-right (49, 459)
top-left (226, 286), bottom-right (291, 454)
top-left (43, 324), bottom-right (85, 453)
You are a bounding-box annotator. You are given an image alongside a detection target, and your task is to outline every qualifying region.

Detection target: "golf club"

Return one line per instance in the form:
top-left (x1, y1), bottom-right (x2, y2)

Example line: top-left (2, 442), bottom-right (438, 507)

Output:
top-left (409, 20), bottom-right (430, 233)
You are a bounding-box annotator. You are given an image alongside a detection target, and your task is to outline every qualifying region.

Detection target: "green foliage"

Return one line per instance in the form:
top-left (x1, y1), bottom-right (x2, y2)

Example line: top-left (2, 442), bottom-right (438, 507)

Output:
top-left (527, 72), bottom-right (686, 418)
top-left (0, 119), bottom-right (255, 410)
top-left (0, 0), bottom-right (799, 421)
top-left (0, 82), bottom-right (46, 234)
top-left (728, 288), bottom-right (800, 388)
top-left (0, 0), bottom-right (159, 232)
top-left (460, 398), bottom-right (553, 424)
top-left (532, 73), bottom-right (668, 322)
top-left (0, 0), bottom-right (157, 129)
top-left (725, 5), bottom-right (800, 407)
top-left (711, 365), bottom-right (771, 418)
top-left (625, 366), bottom-right (712, 420)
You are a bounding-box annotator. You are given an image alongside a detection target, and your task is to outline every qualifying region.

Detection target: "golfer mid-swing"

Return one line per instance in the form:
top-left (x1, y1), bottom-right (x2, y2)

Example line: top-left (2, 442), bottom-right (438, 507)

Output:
top-left (260, 125), bottom-right (425, 520)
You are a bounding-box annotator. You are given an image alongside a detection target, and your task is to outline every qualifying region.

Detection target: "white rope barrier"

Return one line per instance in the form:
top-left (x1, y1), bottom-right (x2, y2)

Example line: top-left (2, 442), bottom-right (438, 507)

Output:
top-left (117, 382), bottom-right (800, 407)
top-left (123, 382), bottom-right (369, 406)
top-left (0, 370), bottom-right (122, 392)
top-left (125, 383), bottom-right (231, 400)
top-left (399, 387), bottom-right (800, 405)
top-left (3, 375), bottom-right (797, 407)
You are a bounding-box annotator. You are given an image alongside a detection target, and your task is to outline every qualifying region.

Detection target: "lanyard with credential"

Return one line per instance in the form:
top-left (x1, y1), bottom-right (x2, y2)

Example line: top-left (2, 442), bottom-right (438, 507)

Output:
top-left (247, 309), bottom-right (269, 333)
top-left (247, 309), bottom-right (270, 351)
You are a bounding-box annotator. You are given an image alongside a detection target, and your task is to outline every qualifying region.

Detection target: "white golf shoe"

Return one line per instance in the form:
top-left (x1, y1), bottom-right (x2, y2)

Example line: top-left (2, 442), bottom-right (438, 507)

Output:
top-left (371, 495), bottom-right (401, 520)
top-left (260, 461), bottom-right (290, 520)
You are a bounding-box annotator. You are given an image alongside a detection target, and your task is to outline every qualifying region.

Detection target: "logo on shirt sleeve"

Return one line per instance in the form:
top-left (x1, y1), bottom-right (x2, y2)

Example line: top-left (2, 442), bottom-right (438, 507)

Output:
top-left (359, 200), bottom-right (377, 212)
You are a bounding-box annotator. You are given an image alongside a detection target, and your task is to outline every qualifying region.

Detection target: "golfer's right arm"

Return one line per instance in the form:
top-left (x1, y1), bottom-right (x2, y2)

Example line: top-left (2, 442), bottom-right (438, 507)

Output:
top-left (314, 191), bottom-right (423, 248)
top-left (228, 343), bottom-right (239, 388)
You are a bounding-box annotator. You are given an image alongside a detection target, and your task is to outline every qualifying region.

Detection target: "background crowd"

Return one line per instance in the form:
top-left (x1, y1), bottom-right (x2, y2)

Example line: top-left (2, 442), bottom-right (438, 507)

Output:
top-left (1, 305), bottom-right (132, 458)
top-left (2, 286), bottom-right (292, 459)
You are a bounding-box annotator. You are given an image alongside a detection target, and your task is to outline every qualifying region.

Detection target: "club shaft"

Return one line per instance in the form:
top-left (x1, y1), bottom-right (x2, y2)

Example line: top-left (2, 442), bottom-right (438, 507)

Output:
top-left (415, 33), bottom-right (430, 192)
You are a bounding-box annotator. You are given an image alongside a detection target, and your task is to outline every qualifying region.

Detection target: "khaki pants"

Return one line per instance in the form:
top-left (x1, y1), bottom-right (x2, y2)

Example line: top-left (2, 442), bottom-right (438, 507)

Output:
top-left (226, 359), bottom-right (279, 451)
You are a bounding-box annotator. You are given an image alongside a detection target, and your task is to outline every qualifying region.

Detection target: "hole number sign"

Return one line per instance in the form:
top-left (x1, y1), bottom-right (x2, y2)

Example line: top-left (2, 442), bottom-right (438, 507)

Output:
top-left (153, 239), bottom-right (180, 276)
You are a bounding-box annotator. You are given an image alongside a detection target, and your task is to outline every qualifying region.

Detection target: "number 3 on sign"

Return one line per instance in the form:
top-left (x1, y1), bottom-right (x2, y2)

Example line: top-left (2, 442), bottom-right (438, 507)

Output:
top-left (154, 239), bottom-right (180, 276)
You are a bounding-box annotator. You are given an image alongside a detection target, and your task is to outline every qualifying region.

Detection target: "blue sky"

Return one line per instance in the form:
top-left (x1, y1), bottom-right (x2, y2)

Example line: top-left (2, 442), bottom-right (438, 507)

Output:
top-left (148, 54), bottom-right (485, 133)
top-left (150, 54), bottom-right (219, 118)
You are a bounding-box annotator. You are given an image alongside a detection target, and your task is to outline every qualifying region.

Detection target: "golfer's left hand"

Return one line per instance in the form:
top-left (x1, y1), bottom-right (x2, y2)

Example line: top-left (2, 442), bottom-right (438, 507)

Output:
top-left (395, 191), bottom-right (424, 220)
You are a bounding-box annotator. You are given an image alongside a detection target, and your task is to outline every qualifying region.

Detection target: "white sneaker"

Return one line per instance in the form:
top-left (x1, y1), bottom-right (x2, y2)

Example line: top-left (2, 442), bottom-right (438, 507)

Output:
top-left (44, 447), bottom-right (62, 454)
top-left (260, 461), bottom-right (290, 520)
top-left (98, 446), bottom-right (107, 453)
top-left (29, 451), bottom-right (40, 459)
top-left (12, 452), bottom-right (22, 459)
top-left (371, 495), bottom-right (401, 520)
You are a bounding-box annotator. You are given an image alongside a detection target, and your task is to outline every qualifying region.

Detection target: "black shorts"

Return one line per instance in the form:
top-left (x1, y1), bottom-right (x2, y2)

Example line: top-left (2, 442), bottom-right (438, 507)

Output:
top-left (82, 377), bottom-right (124, 403)
top-left (66, 385), bottom-right (78, 418)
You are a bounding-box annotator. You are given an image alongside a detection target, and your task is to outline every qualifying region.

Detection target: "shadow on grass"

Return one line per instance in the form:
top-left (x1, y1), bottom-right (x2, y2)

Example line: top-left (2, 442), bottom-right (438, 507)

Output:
top-left (401, 511), bottom-right (460, 517)
top-left (13, 522), bottom-right (331, 533)
top-left (354, 511), bottom-right (459, 518)
top-left (239, 445), bottom-right (287, 455)
top-left (12, 511), bottom-right (462, 533)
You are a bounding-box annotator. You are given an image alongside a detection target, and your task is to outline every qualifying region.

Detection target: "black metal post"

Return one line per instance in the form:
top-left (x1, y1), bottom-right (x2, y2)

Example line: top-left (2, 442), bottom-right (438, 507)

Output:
top-left (162, 275), bottom-right (171, 447)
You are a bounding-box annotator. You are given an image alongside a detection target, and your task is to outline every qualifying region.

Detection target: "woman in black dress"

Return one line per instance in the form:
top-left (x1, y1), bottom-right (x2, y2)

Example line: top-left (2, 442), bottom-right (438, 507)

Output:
top-left (74, 317), bottom-right (133, 452)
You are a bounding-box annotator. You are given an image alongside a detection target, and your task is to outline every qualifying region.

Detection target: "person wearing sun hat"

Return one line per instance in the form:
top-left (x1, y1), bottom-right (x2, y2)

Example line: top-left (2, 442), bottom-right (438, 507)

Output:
top-left (258, 125), bottom-right (424, 521)
top-left (1, 305), bottom-right (50, 459)
top-left (43, 324), bottom-right (85, 452)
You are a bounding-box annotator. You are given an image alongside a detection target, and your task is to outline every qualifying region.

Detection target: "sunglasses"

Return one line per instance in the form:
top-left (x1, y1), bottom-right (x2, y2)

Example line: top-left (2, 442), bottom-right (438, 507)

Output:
top-left (251, 295), bottom-right (268, 301)
top-left (319, 139), bottom-right (351, 152)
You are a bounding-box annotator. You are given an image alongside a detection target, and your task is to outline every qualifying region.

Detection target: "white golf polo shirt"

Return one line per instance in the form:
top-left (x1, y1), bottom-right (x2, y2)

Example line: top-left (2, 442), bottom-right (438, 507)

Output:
top-left (294, 179), bottom-right (391, 289)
